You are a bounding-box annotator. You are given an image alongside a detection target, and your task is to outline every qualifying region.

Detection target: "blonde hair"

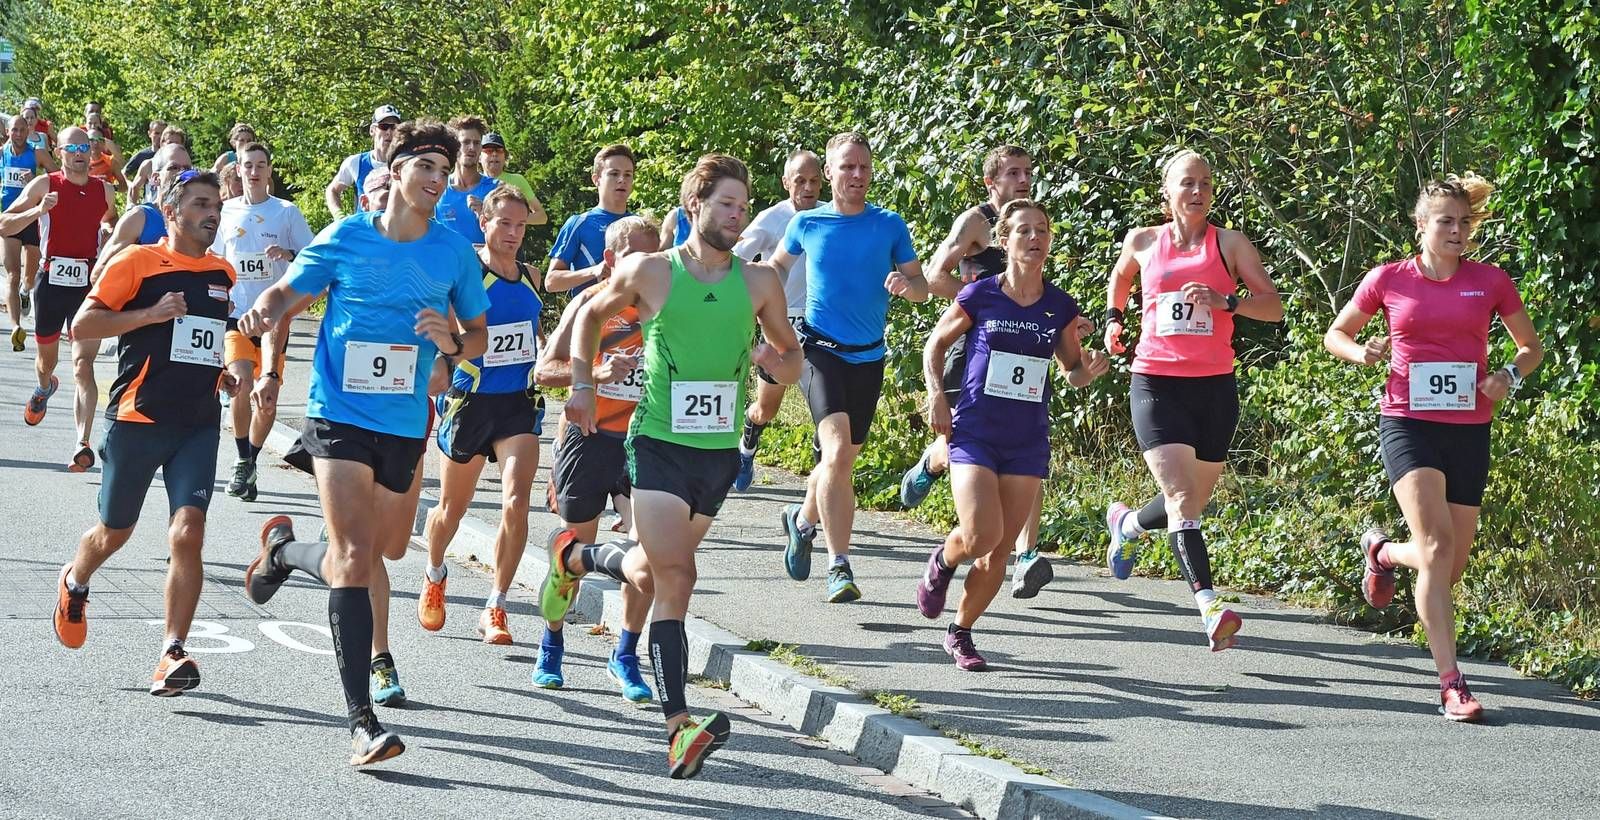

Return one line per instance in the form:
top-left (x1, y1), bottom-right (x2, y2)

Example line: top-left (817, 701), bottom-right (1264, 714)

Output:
top-left (995, 198), bottom-right (1049, 244)
top-left (482, 183), bottom-right (530, 218)
top-left (605, 214), bottom-right (661, 253)
top-left (1413, 173), bottom-right (1493, 247)
top-left (1158, 149), bottom-right (1211, 218)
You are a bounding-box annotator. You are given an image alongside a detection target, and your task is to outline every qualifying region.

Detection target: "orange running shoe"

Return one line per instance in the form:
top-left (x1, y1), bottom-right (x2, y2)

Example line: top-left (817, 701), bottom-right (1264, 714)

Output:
top-left (53, 563), bottom-right (88, 649)
top-left (23, 375), bottom-right (58, 426)
top-left (150, 645), bottom-right (201, 696)
top-left (418, 570), bottom-right (447, 632)
top-left (68, 441), bottom-right (95, 473)
top-left (478, 606), bottom-right (512, 645)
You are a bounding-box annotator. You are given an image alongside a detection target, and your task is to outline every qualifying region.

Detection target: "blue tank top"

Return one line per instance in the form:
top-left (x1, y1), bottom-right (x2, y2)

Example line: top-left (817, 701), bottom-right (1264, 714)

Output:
top-left (1, 144), bottom-right (35, 209)
top-left (673, 208), bottom-right (691, 246)
top-left (451, 262), bottom-right (542, 394)
top-left (951, 276), bottom-right (1079, 450)
top-left (136, 202), bottom-right (168, 244)
top-left (353, 152), bottom-right (379, 212)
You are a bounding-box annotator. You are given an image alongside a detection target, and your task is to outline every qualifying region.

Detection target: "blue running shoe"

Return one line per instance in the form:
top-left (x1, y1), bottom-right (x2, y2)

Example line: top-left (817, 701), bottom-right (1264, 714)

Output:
top-left (826, 561), bottom-right (861, 603)
top-left (1105, 502), bottom-right (1139, 580)
top-left (898, 449), bottom-right (940, 509)
top-left (1010, 549), bottom-right (1054, 599)
top-left (608, 650), bottom-right (654, 703)
top-left (732, 451), bottom-right (756, 492)
top-left (370, 658), bottom-right (407, 707)
top-left (781, 504), bottom-right (816, 581)
top-left (533, 643), bottom-right (565, 689)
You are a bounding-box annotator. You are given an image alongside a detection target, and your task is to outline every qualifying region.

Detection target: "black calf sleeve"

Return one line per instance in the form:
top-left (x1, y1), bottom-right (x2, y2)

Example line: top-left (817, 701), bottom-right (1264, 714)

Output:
top-left (649, 619), bottom-right (690, 723)
top-left (1169, 525), bottom-right (1213, 593)
top-left (1136, 495), bottom-right (1168, 532)
top-left (329, 587), bottom-right (374, 719)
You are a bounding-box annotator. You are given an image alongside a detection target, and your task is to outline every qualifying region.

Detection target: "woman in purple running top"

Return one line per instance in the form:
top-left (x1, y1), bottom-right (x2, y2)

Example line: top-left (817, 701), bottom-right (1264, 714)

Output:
top-left (915, 199), bottom-right (1110, 670)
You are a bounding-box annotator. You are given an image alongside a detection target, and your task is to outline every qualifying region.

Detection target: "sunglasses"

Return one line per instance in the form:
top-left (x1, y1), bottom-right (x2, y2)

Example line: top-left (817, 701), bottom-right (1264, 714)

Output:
top-left (61, 143), bottom-right (93, 154)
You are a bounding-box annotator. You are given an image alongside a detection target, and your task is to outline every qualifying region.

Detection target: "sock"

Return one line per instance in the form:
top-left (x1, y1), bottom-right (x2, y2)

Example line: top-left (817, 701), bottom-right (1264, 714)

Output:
top-left (1168, 522), bottom-right (1213, 593)
top-left (1194, 588), bottom-right (1218, 609)
top-left (328, 587), bottom-right (375, 718)
top-left (795, 512), bottom-right (816, 536)
top-left (935, 547), bottom-right (954, 573)
top-left (65, 571), bottom-right (88, 593)
top-left (831, 554), bottom-right (849, 568)
top-left (1439, 668), bottom-right (1463, 689)
top-left (740, 419), bottom-right (766, 455)
top-left (648, 619), bottom-right (690, 722)
top-left (1135, 495), bottom-right (1167, 533)
top-left (234, 436), bottom-right (252, 460)
top-left (485, 589), bottom-right (506, 610)
top-left (618, 628), bottom-right (641, 657)
top-left (370, 651), bottom-right (394, 671)
top-left (580, 541), bottom-right (632, 584)
top-left (248, 442), bottom-right (262, 462)
top-left (425, 563), bottom-right (447, 583)
top-left (276, 540), bottom-right (330, 585)
top-left (541, 625), bottom-right (564, 649)
top-left (947, 622), bottom-right (970, 635)
top-left (1375, 542), bottom-right (1397, 571)
top-left (164, 636), bottom-right (183, 653)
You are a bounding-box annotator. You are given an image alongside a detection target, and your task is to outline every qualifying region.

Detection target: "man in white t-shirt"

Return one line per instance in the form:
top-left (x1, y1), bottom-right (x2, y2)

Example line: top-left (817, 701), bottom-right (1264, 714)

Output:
top-left (728, 148), bottom-right (823, 491)
top-left (214, 142), bottom-right (314, 500)
top-left (323, 105), bottom-right (400, 220)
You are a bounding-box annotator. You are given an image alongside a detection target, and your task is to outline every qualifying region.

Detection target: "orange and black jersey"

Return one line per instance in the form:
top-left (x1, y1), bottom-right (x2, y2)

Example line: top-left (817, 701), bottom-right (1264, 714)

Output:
top-left (89, 240), bottom-right (237, 426)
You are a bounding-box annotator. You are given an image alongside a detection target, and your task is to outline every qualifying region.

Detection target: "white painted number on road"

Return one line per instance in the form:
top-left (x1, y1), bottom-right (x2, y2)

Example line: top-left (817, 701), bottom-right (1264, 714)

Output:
top-left (146, 619), bottom-right (333, 655)
top-left (256, 620), bottom-right (334, 655)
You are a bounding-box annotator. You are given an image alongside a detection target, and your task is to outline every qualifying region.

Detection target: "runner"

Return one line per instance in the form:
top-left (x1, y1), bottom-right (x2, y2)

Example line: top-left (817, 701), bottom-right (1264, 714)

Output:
top-left (479, 131), bottom-right (548, 225)
top-left (1324, 175), bottom-right (1540, 721)
top-left (128, 126), bottom-right (189, 204)
top-left (238, 119), bottom-right (490, 765)
top-left (211, 142), bottom-right (313, 501)
top-left (3, 114), bottom-right (55, 350)
top-left (20, 99), bottom-right (55, 152)
top-left (0, 127), bottom-right (118, 470)
top-left (530, 214), bottom-right (659, 699)
top-left (768, 131), bottom-right (929, 603)
top-left (916, 199), bottom-right (1108, 669)
top-left (211, 122), bottom-right (257, 174)
top-left (82, 101), bottom-right (115, 141)
top-left (418, 185), bottom-right (542, 645)
top-left (324, 105), bottom-right (401, 219)
top-left (218, 161), bottom-right (243, 200)
top-left (544, 143), bottom-right (635, 293)
top-left (50, 170), bottom-right (235, 696)
top-left (83, 110), bottom-right (120, 156)
top-left (1102, 149), bottom-right (1283, 651)
top-left (99, 143), bottom-right (193, 265)
top-left (86, 128), bottom-right (127, 194)
top-left (540, 153), bottom-right (801, 778)
top-left (121, 119), bottom-right (166, 192)
top-left (434, 115), bottom-right (498, 243)
top-left (657, 179), bottom-right (692, 248)
top-left (728, 148), bottom-right (821, 491)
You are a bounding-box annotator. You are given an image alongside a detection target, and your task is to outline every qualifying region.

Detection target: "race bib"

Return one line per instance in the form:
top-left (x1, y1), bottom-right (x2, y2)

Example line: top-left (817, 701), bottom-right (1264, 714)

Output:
top-left (47, 257), bottom-right (90, 287)
top-left (3, 166), bottom-right (31, 189)
top-left (233, 251), bottom-right (273, 283)
top-left (343, 341), bottom-right (418, 394)
top-left (483, 320), bottom-right (535, 367)
top-left (983, 350), bottom-right (1050, 402)
top-left (1155, 291), bottom-right (1214, 336)
top-left (169, 315), bottom-right (224, 368)
top-left (596, 353), bottom-right (643, 402)
top-left (670, 380), bottom-right (736, 433)
top-left (1408, 361), bottom-right (1477, 412)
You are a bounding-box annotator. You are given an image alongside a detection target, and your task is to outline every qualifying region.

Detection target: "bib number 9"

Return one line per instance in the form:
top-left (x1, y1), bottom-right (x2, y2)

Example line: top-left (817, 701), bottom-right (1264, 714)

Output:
top-left (670, 381), bottom-right (736, 433)
top-left (343, 341), bottom-right (418, 394)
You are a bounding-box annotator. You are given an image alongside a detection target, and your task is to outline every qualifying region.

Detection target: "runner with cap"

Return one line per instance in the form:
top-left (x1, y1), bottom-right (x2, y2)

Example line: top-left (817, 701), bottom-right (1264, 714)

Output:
top-left (544, 144), bottom-right (635, 294)
top-left (86, 128), bottom-right (127, 195)
top-left (324, 105), bottom-right (401, 220)
top-left (51, 170), bottom-right (237, 696)
top-left (3, 113), bottom-right (55, 350)
top-left (121, 120), bottom-right (166, 193)
top-left (238, 119), bottom-right (489, 765)
top-left (434, 116), bottom-right (499, 243)
top-left (0, 127), bottom-right (118, 470)
top-left (480, 131), bottom-right (548, 226)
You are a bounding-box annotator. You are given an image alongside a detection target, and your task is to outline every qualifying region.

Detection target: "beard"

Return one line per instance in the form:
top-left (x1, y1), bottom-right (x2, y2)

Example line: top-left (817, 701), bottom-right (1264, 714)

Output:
top-left (696, 222), bottom-right (737, 253)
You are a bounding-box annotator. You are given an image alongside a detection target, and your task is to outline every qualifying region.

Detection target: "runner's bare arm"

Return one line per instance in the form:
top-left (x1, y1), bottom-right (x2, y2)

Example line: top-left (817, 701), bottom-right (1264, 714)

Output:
top-left (1481, 308), bottom-right (1543, 401)
top-left (747, 262), bottom-right (802, 385)
top-left (90, 208), bottom-right (146, 283)
top-left (1218, 230), bottom-right (1282, 322)
top-left (1103, 228), bottom-right (1147, 354)
top-left (545, 257), bottom-right (607, 293)
top-left (535, 293), bottom-right (589, 387)
top-left (566, 255), bottom-right (653, 434)
top-left (0, 175), bottom-right (49, 235)
top-left (73, 289), bottom-right (186, 339)
top-left (887, 258), bottom-right (930, 303)
top-left (35, 146), bottom-right (57, 173)
top-left (658, 207), bottom-right (681, 249)
top-left (925, 208), bottom-right (989, 300)
top-left (1056, 325), bottom-right (1108, 388)
top-left (922, 302), bottom-right (973, 437)
top-left (1323, 301), bottom-right (1386, 366)
top-left (324, 179), bottom-right (348, 221)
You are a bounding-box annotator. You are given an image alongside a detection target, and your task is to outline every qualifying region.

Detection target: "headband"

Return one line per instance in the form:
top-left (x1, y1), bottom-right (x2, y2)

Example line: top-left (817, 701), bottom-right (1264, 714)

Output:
top-left (389, 141), bottom-right (453, 170)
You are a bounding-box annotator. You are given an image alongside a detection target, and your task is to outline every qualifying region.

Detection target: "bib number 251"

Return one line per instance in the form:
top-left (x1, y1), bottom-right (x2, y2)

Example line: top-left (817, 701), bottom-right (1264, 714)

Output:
top-left (670, 381), bottom-right (736, 434)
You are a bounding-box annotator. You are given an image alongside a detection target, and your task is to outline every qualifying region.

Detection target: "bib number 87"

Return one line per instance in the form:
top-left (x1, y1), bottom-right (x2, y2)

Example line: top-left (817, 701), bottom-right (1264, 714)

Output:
top-left (1170, 302), bottom-right (1195, 321)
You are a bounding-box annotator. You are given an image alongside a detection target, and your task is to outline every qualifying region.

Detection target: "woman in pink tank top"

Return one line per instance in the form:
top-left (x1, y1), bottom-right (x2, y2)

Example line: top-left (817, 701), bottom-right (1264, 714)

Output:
top-left (1324, 175), bottom-right (1542, 722)
top-left (1100, 150), bottom-right (1283, 652)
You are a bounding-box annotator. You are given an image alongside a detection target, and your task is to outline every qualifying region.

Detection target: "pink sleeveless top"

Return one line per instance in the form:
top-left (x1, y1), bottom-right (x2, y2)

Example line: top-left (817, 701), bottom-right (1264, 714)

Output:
top-left (1132, 224), bottom-right (1237, 377)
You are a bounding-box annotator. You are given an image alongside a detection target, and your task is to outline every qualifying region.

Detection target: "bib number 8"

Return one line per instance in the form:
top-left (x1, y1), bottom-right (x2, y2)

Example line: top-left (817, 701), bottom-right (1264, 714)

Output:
top-left (1011, 366), bottom-right (1026, 385)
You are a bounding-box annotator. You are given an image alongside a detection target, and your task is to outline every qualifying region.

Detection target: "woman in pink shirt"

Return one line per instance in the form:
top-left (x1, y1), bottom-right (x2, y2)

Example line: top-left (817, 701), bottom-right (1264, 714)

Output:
top-left (1324, 176), bottom-right (1541, 722)
top-left (1102, 150), bottom-right (1283, 650)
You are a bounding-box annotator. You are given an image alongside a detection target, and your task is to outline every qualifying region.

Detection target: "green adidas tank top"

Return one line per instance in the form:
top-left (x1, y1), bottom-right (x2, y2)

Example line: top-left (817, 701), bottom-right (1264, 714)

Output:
top-left (628, 248), bottom-right (755, 449)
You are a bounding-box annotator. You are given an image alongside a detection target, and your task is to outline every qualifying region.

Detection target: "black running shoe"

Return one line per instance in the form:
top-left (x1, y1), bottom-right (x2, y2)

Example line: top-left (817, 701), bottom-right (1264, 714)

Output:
top-left (226, 458), bottom-right (258, 501)
top-left (349, 707), bottom-right (405, 765)
top-left (244, 515), bottom-right (295, 605)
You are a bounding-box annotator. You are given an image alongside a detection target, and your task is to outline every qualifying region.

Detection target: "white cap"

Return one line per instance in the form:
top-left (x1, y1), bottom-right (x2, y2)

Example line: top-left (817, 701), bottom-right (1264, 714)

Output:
top-left (22, 97), bottom-right (41, 111)
top-left (370, 104), bottom-right (402, 125)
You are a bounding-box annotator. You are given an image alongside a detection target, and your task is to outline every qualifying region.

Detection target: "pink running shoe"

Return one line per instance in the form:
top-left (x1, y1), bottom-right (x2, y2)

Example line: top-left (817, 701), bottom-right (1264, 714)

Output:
top-left (1360, 528), bottom-right (1396, 610)
top-left (1440, 676), bottom-right (1485, 723)
top-left (943, 626), bottom-right (988, 671)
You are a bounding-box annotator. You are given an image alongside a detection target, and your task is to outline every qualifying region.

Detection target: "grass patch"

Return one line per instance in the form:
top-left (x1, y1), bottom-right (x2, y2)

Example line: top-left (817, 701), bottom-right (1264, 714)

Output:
top-left (870, 690), bottom-right (921, 716)
top-left (938, 724), bottom-right (1056, 779)
top-left (743, 638), bottom-right (853, 686)
top-left (689, 675), bottom-right (731, 690)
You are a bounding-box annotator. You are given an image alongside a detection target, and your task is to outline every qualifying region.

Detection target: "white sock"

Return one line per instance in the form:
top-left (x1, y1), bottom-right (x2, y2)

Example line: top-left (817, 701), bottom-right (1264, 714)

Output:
top-left (66, 571), bottom-right (87, 591)
top-left (796, 512), bottom-right (815, 534)
top-left (739, 442), bottom-right (756, 457)
top-left (1119, 513), bottom-right (1144, 540)
top-left (1194, 589), bottom-right (1218, 610)
top-left (485, 590), bottom-right (506, 610)
top-left (425, 563), bottom-right (447, 583)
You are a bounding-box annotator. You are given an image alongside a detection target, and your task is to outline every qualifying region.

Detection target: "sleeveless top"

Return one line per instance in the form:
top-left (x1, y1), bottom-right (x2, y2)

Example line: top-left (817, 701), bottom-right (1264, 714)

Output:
top-left (41, 172), bottom-right (106, 263)
top-left (965, 203), bottom-right (1007, 280)
top-left (452, 261), bottom-right (542, 394)
top-left (591, 297), bottom-right (644, 439)
top-left (673, 208), bottom-right (691, 246)
top-left (1, 143), bottom-right (35, 209)
top-left (1132, 223), bottom-right (1237, 378)
top-left (628, 248), bottom-right (754, 449)
top-left (353, 151), bottom-right (380, 212)
top-left (136, 202), bottom-right (168, 245)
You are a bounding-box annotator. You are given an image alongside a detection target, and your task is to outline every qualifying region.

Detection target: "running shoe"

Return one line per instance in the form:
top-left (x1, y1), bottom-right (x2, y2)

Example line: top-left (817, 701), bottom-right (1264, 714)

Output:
top-left (10, 326), bottom-right (24, 352)
top-left (150, 645), bottom-right (200, 696)
top-left (1010, 548), bottom-right (1054, 599)
top-left (1105, 501), bottom-right (1138, 580)
top-left (1440, 676), bottom-right (1485, 723)
top-left (53, 563), bottom-right (88, 649)
top-left (532, 643), bottom-right (565, 689)
top-left (478, 606), bottom-right (513, 645)
top-left (349, 707), bottom-right (405, 765)
top-left (826, 560), bottom-right (861, 604)
top-left (1360, 528), bottom-right (1396, 610)
top-left (667, 712), bottom-right (731, 780)
top-left (780, 504), bottom-right (816, 581)
top-left (943, 626), bottom-right (988, 671)
top-left (417, 569), bottom-right (447, 632)
top-left (23, 374), bottom-right (57, 426)
top-left (68, 441), bottom-right (94, 473)
top-left (226, 458), bottom-right (257, 501)
top-left (915, 546), bottom-right (954, 618)
top-left (370, 657), bottom-right (406, 706)
top-left (608, 650), bottom-right (654, 703)
top-left (244, 515), bottom-right (296, 605)
top-left (732, 451), bottom-right (755, 492)
top-left (538, 528), bottom-right (581, 623)
top-left (1202, 599), bottom-right (1243, 652)
top-left (898, 449), bottom-right (940, 509)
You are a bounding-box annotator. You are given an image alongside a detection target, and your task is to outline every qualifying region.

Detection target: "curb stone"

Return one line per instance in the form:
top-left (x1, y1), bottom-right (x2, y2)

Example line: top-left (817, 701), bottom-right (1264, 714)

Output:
top-left (264, 418), bottom-right (1165, 820)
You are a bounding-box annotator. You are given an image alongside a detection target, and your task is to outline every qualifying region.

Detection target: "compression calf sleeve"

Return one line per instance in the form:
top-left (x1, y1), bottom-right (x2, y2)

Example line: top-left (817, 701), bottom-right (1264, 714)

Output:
top-left (649, 619), bottom-right (690, 722)
top-left (1169, 521), bottom-right (1213, 592)
top-left (329, 587), bottom-right (375, 718)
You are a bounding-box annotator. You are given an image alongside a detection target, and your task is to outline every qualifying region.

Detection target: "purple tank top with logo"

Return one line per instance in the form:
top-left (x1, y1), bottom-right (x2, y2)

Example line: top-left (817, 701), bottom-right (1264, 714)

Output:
top-left (951, 276), bottom-right (1079, 449)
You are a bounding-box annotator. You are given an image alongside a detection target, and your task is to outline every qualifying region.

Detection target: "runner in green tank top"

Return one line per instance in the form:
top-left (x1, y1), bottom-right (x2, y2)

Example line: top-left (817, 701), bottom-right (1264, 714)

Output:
top-left (537, 153), bottom-right (801, 780)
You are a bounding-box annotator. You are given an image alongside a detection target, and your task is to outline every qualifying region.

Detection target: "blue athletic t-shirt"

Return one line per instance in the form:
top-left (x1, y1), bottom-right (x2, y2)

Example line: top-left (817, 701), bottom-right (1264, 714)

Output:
top-left (286, 211), bottom-right (491, 438)
top-left (1, 144), bottom-right (35, 209)
top-left (673, 208), bottom-right (691, 246)
top-left (783, 202), bottom-right (917, 363)
top-left (451, 263), bottom-right (542, 394)
top-left (435, 175), bottom-right (500, 244)
top-left (135, 203), bottom-right (167, 245)
top-left (550, 206), bottom-right (631, 293)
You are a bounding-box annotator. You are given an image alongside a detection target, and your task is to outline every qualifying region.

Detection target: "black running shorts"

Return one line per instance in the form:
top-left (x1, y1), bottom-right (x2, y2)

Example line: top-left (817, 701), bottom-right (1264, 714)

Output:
top-left (800, 346), bottom-right (884, 447)
top-left (1129, 372), bottom-right (1240, 463)
top-left (626, 434), bottom-right (739, 518)
top-left (553, 423), bottom-right (630, 524)
top-left (98, 420), bottom-right (219, 529)
top-left (298, 417), bottom-right (427, 494)
top-left (434, 388), bottom-right (542, 465)
top-left (1379, 416), bottom-right (1492, 507)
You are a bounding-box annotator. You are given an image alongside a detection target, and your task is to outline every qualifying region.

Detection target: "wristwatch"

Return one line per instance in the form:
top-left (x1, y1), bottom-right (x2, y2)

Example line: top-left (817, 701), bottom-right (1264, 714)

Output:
top-left (1223, 293), bottom-right (1241, 313)
top-left (444, 332), bottom-right (464, 358)
top-left (1501, 364), bottom-right (1524, 391)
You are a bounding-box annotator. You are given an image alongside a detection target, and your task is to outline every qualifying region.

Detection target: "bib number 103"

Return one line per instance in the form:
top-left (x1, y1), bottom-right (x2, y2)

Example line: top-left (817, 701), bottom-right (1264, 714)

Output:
top-left (670, 381), bottom-right (736, 433)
